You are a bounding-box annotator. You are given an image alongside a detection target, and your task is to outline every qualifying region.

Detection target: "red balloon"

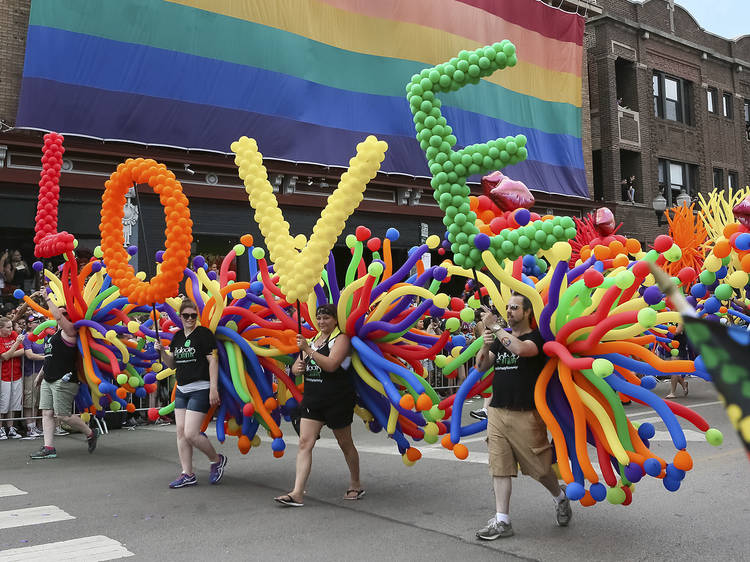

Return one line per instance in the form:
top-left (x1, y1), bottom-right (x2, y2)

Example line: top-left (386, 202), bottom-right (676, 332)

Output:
top-left (653, 235), bottom-right (673, 253)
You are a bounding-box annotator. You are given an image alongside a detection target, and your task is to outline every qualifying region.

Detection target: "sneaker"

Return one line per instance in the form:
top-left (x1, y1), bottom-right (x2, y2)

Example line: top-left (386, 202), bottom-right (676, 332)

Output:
top-left (476, 517), bottom-right (514, 540)
top-left (7, 427), bottom-right (22, 439)
top-left (209, 454), bottom-right (227, 484)
top-left (54, 426), bottom-right (69, 436)
top-left (30, 446), bottom-right (57, 459)
top-left (87, 428), bottom-right (99, 454)
top-left (0, 427), bottom-right (7, 440)
top-left (555, 485), bottom-right (572, 527)
top-left (469, 408), bottom-right (488, 421)
top-left (169, 473), bottom-right (197, 489)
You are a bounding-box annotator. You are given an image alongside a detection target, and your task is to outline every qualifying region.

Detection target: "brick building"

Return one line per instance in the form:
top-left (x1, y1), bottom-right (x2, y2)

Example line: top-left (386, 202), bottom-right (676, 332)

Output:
top-left (0, 0), bottom-right (597, 278)
top-left (586, 0), bottom-right (750, 242)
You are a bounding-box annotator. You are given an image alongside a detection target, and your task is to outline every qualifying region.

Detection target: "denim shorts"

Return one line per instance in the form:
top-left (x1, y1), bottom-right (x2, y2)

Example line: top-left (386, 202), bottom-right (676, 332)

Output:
top-left (174, 388), bottom-right (211, 413)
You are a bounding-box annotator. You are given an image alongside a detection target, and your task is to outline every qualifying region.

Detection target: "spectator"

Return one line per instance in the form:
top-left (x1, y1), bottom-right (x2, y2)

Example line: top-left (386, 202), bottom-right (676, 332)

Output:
top-left (0, 316), bottom-right (25, 440)
top-left (22, 314), bottom-right (45, 439)
top-left (3, 250), bottom-right (32, 294)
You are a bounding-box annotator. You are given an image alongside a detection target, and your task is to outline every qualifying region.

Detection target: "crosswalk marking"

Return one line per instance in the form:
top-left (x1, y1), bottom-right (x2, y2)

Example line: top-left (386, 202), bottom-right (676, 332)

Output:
top-left (0, 486), bottom-right (26, 498)
top-left (0, 535), bottom-right (134, 561)
top-left (0, 505), bottom-right (74, 530)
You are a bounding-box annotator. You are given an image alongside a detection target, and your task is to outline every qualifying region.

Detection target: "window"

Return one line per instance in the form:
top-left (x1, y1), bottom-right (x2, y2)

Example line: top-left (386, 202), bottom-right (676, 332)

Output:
top-left (653, 71), bottom-right (691, 124)
top-left (728, 171), bottom-right (738, 190)
top-left (744, 99), bottom-right (749, 140)
top-left (707, 87), bottom-right (717, 113)
top-left (658, 159), bottom-right (697, 206)
top-left (713, 168), bottom-right (723, 189)
top-left (722, 93), bottom-right (733, 119)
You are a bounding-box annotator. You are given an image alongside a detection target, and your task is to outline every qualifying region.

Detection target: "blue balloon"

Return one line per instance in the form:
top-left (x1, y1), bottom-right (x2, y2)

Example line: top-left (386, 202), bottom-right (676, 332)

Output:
top-left (589, 482), bottom-right (607, 501)
top-left (663, 477), bottom-right (681, 492)
top-left (640, 376), bottom-right (658, 390)
top-left (735, 233), bottom-right (750, 251)
top-left (690, 284), bottom-right (707, 298)
top-left (624, 462), bottom-right (644, 483)
top-left (565, 482), bottom-right (585, 501)
top-left (665, 463), bottom-right (686, 481)
top-left (271, 437), bottom-right (286, 452)
top-left (638, 422), bottom-right (656, 440)
top-left (644, 458), bottom-right (662, 476)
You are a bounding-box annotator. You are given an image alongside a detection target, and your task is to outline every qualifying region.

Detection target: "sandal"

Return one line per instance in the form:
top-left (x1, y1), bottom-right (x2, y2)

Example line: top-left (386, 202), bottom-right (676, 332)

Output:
top-left (665, 393), bottom-right (676, 399)
top-left (274, 494), bottom-right (304, 507)
top-left (344, 489), bottom-right (366, 500)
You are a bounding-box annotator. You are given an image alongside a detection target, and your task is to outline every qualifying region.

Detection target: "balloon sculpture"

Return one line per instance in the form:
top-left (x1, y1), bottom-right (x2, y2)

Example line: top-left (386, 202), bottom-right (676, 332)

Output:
top-left (17, 41), bottom-right (738, 512)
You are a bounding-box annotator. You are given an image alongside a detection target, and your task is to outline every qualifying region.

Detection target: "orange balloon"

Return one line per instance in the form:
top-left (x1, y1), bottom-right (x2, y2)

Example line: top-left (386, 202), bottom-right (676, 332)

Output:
top-left (673, 450), bottom-right (693, 471)
top-left (238, 435), bottom-right (251, 454)
top-left (469, 196), bottom-right (479, 211)
top-left (723, 222), bottom-right (740, 238)
top-left (406, 447), bottom-right (422, 462)
top-left (441, 434), bottom-right (454, 450)
top-left (240, 234), bottom-right (254, 246)
top-left (608, 240), bottom-right (624, 255)
top-left (713, 240), bottom-right (731, 259)
top-left (612, 255), bottom-right (629, 268)
top-left (100, 158), bottom-right (192, 304)
top-left (593, 245), bottom-right (610, 260)
top-left (453, 443), bottom-right (469, 460)
top-left (579, 491), bottom-right (596, 507)
top-left (626, 238), bottom-right (642, 254)
top-left (741, 254), bottom-right (750, 273)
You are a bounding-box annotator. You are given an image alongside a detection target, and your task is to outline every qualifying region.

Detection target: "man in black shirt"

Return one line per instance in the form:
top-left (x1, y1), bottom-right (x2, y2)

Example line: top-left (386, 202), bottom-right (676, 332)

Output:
top-left (30, 293), bottom-right (97, 459)
top-left (474, 294), bottom-right (571, 539)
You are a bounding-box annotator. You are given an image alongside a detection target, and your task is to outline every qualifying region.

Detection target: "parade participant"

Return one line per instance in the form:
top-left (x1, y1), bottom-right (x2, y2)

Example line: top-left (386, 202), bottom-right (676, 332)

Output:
top-left (156, 300), bottom-right (227, 488)
top-left (0, 317), bottom-right (25, 440)
top-left (22, 314), bottom-right (45, 438)
top-left (30, 294), bottom-right (98, 458)
top-left (474, 294), bottom-right (571, 539)
top-left (665, 323), bottom-right (690, 399)
top-left (274, 304), bottom-right (363, 507)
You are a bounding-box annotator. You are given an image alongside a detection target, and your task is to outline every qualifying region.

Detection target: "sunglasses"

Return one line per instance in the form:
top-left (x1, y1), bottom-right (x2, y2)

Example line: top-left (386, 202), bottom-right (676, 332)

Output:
top-left (506, 304), bottom-right (520, 311)
top-left (181, 313), bottom-right (198, 320)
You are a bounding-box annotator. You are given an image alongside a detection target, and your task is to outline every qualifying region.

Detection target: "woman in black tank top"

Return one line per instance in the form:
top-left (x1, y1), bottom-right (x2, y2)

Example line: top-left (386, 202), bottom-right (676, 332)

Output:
top-left (274, 304), bottom-right (364, 507)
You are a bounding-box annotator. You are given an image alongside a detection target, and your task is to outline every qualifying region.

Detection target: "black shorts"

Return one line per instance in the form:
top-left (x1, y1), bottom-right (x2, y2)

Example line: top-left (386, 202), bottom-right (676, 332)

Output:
top-left (300, 395), bottom-right (355, 430)
top-left (174, 388), bottom-right (211, 413)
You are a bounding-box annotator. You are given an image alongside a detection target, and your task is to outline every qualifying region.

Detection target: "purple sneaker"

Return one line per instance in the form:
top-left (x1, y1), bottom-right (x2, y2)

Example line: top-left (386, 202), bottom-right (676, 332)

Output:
top-left (169, 473), bottom-right (197, 489)
top-left (209, 454), bottom-right (227, 484)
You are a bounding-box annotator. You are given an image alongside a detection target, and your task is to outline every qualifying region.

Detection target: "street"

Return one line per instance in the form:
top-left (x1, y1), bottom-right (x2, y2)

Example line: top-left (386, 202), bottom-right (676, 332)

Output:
top-left (0, 378), bottom-right (747, 561)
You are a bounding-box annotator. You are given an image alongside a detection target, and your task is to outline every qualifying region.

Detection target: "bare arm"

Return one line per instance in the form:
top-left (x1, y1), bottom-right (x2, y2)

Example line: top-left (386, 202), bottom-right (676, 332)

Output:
top-left (155, 341), bottom-right (176, 369)
top-left (489, 328), bottom-right (540, 357)
top-left (25, 347), bottom-right (45, 361)
top-left (1, 335), bottom-right (25, 360)
top-left (208, 352), bottom-right (220, 407)
top-left (298, 333), bottom-right (351, 372)
top-left (46, 295), bottom-right (77, 342)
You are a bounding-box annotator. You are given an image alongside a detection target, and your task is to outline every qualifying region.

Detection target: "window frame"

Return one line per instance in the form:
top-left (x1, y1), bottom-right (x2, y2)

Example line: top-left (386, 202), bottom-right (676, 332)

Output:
top-left (653, 71), bottom-right (690, 124)
top-left (728, 171), bottom-right (738, 190)
top-left (722, 92), bottom-right (733, 119)
top-left (713, 168), bottom-right (723, 189)
top-left (658, 159), bottom-right (696, 206)
top-left (707, 87), bottom-right (718, 113)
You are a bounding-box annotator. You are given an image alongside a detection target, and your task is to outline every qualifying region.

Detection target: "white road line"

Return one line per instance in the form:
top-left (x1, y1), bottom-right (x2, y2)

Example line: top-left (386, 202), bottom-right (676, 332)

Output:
top-left (627, 400), bottom-right (721, 419)
top-left (0, 535), bottom-right (133, 561)
top-left (0, 506), bottom-right (74, 530)
top-left (0, 486), bottom-right (26, 498)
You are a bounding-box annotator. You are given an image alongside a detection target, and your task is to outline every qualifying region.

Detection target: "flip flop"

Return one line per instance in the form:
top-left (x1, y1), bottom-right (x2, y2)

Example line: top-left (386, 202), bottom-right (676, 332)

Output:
top-left (274, 494), bottom-right (304, 507)
top-left (665, 393), bottom-right (676, 399)
top-left (344, 489), bottom-right (366, 500)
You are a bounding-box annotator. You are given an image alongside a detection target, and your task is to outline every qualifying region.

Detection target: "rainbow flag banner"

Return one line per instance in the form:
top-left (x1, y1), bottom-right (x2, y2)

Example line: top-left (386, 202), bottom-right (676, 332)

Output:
top-left (17, 0), bottom-right (587, 197)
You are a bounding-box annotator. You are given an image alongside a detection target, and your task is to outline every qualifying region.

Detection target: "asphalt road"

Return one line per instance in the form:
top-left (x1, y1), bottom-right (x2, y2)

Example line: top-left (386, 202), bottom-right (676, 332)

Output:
top-left (0, 377), bottom-right (747, 561)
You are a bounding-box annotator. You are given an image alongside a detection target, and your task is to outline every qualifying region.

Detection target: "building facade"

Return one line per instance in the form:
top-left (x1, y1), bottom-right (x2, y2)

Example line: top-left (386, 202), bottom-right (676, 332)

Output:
top-left (0, 0), bottom-right (597, 281)
top-left (586, 0), bottom-right (750, 242)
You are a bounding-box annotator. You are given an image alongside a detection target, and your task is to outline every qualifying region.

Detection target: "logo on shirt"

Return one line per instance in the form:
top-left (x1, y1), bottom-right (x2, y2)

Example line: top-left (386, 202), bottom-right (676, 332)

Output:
top-left (173, 345), bottom-right (197, 362)
top-left (494, 350), bottom-right (519, 371)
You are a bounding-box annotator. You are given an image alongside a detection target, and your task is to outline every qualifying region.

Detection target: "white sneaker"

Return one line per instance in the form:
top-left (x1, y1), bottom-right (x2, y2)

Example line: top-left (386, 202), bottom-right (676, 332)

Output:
top-left (0, 427), bottom-right (7, 440)
top-left (7, 427), bottom-right (22, 439)
top-left (54, 427), bottom-right (69, 436)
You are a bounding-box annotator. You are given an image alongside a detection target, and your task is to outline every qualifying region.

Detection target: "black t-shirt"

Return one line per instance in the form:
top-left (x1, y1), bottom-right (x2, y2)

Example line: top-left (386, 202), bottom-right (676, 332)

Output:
top-left (302, 334), bottom-right (354, 407)
top-left (489, 329), bottom-right (547, 411)
top-left (43, 330), bottom-right (78, 383)
top-left (674, 332), bottom-right (690, 360)
top-left (169, 326), bottom-right (217, 386)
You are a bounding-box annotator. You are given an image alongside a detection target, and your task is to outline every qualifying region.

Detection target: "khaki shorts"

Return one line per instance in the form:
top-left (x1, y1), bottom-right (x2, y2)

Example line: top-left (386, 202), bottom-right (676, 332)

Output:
top-left (23, 375), bottom-right (40, 409)
top-left (487, 407), bottom-right (553, 479)
top-left (39, 379), bottom-right (79, 417)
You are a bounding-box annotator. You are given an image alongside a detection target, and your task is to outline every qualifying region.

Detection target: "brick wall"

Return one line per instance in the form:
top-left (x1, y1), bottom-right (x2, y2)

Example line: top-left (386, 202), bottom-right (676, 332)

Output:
top-left (0, 0), bottom-right (31, 125)
top-left (587, 0), bottom-right (750, 244)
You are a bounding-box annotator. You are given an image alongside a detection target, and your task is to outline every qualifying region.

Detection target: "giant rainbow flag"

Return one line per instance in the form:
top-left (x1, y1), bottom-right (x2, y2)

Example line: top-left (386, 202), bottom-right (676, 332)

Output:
top-left (16, 0), bottom-right (587, 197)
